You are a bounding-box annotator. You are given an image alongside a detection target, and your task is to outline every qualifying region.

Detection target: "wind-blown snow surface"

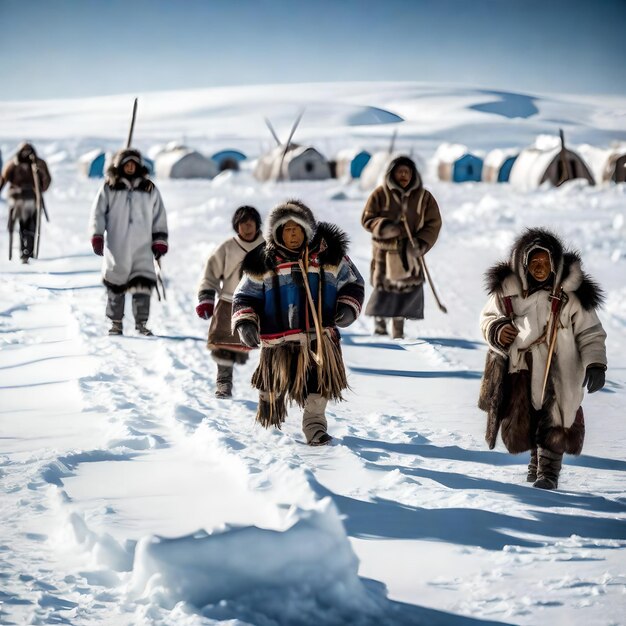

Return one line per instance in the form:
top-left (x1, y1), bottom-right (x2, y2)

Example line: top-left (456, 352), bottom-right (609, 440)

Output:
top-left (1, 83), bottom-right (625, 625)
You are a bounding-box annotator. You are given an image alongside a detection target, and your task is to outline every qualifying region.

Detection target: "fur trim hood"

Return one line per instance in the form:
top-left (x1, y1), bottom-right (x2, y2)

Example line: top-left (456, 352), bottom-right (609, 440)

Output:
top-left (15, 142), bottom-right (37, 163)
top-left (243, 221), bottom-right (350, 277)
top-left (384, 155), bottom-right (422, 194)
top-left (264, 199), bottom-right (317, 245)
top-left (484, 228), bottom-right (604, 310)
top-left (105, 148), bottom-right (151, 188)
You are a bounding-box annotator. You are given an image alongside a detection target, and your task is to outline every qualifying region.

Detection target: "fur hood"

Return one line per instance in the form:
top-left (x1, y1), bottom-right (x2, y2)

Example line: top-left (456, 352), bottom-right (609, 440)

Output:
top-left (484, 228), bottom-right (603, 310)
top-left (384, 155), bottom-right (423, 195)
top-left (14, 142), bottom-right (37, 164)
top-left (105, 148), bottom-right (152, 190)
top-left (243, 220), bottom-right (350, 277)
top-left (264, 199), bottom-right (316, 245)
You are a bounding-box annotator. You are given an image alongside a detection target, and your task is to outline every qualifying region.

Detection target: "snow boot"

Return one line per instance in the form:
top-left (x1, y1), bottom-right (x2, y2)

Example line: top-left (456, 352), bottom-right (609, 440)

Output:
top-left (527, 448), bottom-right (538, 482)
top-left (374, 317), bottom-right (388, 336)
top-left (533, 447), bottom-right (563, 490)
top-left (215, 365), bottom-right (233, 398)
top-left (21, 256), bottom-right (29, 265)
top-left (135, 321), bottom-right (154, 337)
top-left (303, 393), bottom-right (331, 445)
top-left (108, 320), bottom-right (123, 336)
top-left (391, 317), bottom-right (405, 340)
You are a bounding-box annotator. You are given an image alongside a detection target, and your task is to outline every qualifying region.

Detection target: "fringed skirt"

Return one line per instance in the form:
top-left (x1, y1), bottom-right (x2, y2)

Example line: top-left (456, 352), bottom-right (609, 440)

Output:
top-left (251, 329), bottom-right (348, 429)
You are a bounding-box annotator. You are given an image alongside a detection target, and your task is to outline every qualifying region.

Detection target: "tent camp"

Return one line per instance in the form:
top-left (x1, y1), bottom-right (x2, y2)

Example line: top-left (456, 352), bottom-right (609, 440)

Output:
top-left (211, 149), bottom-right (247, 172)
top-left (482, 149), bottom-right (519, 183)
top-left (435, 144), bottom-right (483, 183)
top-left (78, 149), bottom-right (106, 178)
top-left (578, 144), bottom-right (626, 184)
top-left (335, 148), bottom-right (372, 180)
top-left (509, 133), bottom-right (594, 191)
top-left (155, 145), bottom-right (217, 179)
top-left (254, 114), bottom-right (331, 182)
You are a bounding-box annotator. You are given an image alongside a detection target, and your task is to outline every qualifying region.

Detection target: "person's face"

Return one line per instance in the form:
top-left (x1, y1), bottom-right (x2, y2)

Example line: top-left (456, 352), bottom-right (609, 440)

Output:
top-left (393, 164), bottom-right (412, 188)
top-left (123, 160), bottom-right (137, 176)
top-left (528, 250), bottom-right (552, 282)
top-left (282, 220), bottom-right (305, 250)
top-left (237, 217), bottom-right (258, 242)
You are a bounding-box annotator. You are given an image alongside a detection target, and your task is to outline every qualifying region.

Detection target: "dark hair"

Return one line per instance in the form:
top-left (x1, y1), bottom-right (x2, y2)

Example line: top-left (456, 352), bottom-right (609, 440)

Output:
top-left (232, 205), bottom-right (261, 232)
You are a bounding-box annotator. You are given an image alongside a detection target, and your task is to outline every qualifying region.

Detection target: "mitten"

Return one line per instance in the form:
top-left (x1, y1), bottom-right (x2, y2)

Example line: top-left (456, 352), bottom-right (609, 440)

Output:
top-left (91, 234), bottom-right (104, 256)
top-left (237, 321), bottom-right (260, 348)
top-left (335, 303), bottom-right (357, 328)
top-left (152, 238), bottom-right (168, 259)
top-left (196, 301), bottom-right (214, 320)
top-left (378, 222), bottom-right (402, 239)
top-left (582, 364), bottom-right (606, 393)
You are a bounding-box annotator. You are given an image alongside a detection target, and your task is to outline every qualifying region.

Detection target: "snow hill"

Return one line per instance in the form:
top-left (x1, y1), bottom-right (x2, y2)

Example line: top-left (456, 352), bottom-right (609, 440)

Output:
top-left (1, 82), bottom-right (625, 626)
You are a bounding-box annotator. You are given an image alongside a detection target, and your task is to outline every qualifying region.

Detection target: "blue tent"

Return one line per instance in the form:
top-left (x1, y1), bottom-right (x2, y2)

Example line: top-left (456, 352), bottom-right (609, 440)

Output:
top-left (211, 149), bottom-right (247, 171)
top-left (350, 150), bottom-right (371, 178)
top-left (83, 151), bottom-right (106, 178)
top-left (452, 154), bottom-right (483, 182)
top-left (497, 156), bottom-right (518, 182)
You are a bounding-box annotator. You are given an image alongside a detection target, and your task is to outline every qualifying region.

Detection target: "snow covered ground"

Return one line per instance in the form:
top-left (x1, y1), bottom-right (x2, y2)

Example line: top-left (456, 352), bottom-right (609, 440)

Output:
top-left (1, 83), bottom-right (625, 625)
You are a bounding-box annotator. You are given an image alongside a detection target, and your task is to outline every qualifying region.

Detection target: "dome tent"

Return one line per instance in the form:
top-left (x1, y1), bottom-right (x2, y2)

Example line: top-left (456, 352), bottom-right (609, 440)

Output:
top-left (509, 131), bottom-right (594, 191)
top-left (435, 143), bottom-right (483, 183)
top-left (78, 149), bottom-right (107, 178)
top-left (254, 113), bottom-right (331, 182)
top-left (335, 148), bottom-right (372, 179)
top-left (482, 148), bottom-right (519, 183)
top-left (578, 143), bottom-right (626, 184)
top-left (211, 149), bottom-right (247, 172)
top-left (155, 145), bottom-right (217, 179)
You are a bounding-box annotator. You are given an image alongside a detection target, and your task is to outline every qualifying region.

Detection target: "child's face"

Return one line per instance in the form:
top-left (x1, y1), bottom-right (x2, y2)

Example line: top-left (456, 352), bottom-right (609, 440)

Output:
top-left (237, 217), bottom-right (257, 242)
top-left (282, 220), bottom-right (305, 250)
top-left (528, 250), bottom-right (551, 282)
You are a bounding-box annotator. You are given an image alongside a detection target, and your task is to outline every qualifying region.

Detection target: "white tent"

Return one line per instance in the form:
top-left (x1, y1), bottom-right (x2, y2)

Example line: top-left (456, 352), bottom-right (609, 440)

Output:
top-left (78, 149), bottom-right (107, 178)
top-left (358, 151), bottom-right (404, 190)
top-left (154, 146), bottom-right (217, 179)
top-left (482, 148), bottom-right (519, 183)
top-left (509, 136), bottom-right (594, 191)
top-left (254, 144), bottom-right (330, 182)
top-left (578, 143), bottom-right (626, 184)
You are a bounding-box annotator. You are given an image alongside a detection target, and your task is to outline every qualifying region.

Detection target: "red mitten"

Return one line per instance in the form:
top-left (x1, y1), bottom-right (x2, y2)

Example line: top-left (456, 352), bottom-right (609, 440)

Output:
top-left (152, 239), bottom-right (168, 259)
top-left (196, 300), bottom-right (214, 320)
top-left (91, 235), bottom-right (104, 256)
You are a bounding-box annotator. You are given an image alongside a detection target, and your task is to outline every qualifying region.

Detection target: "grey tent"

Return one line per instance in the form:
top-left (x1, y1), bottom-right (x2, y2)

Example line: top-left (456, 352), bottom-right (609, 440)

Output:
top-left (155, 146), bottom-right (217, 179)
top-left (253, 114), bottom-right (331, 182)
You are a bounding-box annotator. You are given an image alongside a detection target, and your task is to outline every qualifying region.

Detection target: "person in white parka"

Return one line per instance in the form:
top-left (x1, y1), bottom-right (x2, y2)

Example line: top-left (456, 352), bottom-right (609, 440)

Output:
top-left (89, 148), bottom-right (168, 336)
top-left (479, 228), bottom-right (607, 490)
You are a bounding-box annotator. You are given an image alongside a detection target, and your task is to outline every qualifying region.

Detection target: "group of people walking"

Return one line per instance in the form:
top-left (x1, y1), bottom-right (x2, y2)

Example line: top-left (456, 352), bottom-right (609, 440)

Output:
top-left (1, 144), bottom-right (608, 489)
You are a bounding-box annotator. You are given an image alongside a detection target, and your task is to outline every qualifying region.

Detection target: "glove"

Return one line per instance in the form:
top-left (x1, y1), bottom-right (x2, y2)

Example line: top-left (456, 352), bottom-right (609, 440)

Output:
top-left (91, 234), bottom-right (104, 256)
top-left (152, 239), bottom-right (168, 259)
top-left (196, 301), bottom-right (214, 320)
top-left (237, 321), bottom-right (260, 348)
top-left (335, 303), bottom-right (357, 328)
top-left (582, 365), bottom-right (605, 393)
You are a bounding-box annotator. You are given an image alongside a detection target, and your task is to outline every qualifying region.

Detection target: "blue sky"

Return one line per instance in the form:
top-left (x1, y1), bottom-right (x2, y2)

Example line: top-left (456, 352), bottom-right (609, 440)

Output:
top-left (0, 0), bottom-right (624, 100)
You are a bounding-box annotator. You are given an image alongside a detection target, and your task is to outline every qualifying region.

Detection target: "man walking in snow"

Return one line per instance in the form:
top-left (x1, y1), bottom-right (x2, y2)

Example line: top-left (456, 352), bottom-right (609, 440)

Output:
top-left (232, 199), bottom-right (364, 445)
top-left (196, 205), bottom-right (264, 398)
top-left (0, 142), bottom-right (52, 263)
top-left (89, 148), bottom-right (168, 336)
top-left (479, 228), bottom-right (607, 489)
top-left (361, 156), bottom-right (442, 339)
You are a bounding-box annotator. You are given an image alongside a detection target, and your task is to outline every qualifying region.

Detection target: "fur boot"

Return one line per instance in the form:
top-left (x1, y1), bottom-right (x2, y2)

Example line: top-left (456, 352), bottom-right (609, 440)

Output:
top-left (374, 317), bottom-right (388, 336)
top-left (216, 364), bottom-right (233, 398)
top-left (533, 447), bottom-right (563, 490)
top-left (392, 317), bottom-right (404, 339)
top-left (527, 448), bottom-right (538, 482)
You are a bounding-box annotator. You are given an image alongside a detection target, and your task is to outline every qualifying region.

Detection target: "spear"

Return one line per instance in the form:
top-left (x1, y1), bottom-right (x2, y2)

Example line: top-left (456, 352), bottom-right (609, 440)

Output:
top-left (540, 288), bottom-right (564, 404)
top-left (126, 98), bottom-right (138, 149)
